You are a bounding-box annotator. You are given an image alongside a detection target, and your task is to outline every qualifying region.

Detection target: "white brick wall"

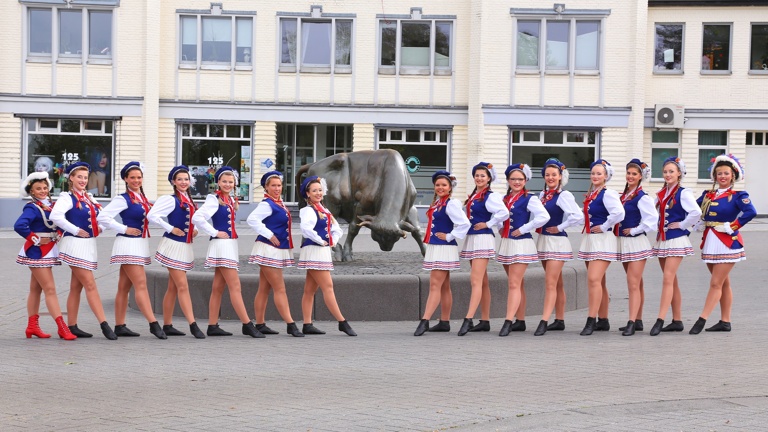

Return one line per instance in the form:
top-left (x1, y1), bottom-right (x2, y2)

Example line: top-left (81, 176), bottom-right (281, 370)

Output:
top-left (0, 114), bottom-right (22, 198)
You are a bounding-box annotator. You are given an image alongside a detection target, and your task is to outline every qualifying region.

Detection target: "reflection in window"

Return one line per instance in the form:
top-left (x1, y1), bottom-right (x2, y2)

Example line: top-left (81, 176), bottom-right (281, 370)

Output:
top-left (654, 24), bottom-right (683, 71)
top-left (181, 16), bottom-right (197, 62)
top-left (435, 22), bottom-right (451, 67)
top-left (650, 130), bottom-right (680, 179)
top-left (702, 25), bottom-right (730, 71)
top-left (546, 21), bottom-right (569, 69)
top-left (281, 18), bottom-right (352, 71)
top-left (302, 22), bottom-right (333, 66)
top-left (59, 9), bottom-right (82, 55)
top-left (750, 24), bottom-right (768, 71)
top-left (698, 131), bottom-right (727, 180)
top-left (236, 17), bottom-right (252, 64)
top-left (379, 20), bottom-right (452, 74)
top-left (401, 22), bottom-right (431, 67)
top-left (202, 18), bottom-right (231, 63)
top-left (575, 21), bottom-right (599, 70)
top-left (29, 9), bottom-right (52, 54)
top-left (380, 21), bottom-right (397, 66)
top-left (89, 11), bottom-right (112, 56)
top-left (517, 21), bottom-right (540, 68)
top-left (336, 20), bottom-right (352, 66)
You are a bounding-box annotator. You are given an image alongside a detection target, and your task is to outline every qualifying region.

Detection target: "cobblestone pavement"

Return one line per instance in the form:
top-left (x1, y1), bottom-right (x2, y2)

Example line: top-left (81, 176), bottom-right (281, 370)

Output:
top-left (2, 223), bottom-right (768, 431)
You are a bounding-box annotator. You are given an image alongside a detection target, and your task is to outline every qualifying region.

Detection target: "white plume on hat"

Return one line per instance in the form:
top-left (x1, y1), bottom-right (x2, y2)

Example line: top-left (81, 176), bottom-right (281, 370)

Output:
top-left (21, 172), bottom-right (53, 197)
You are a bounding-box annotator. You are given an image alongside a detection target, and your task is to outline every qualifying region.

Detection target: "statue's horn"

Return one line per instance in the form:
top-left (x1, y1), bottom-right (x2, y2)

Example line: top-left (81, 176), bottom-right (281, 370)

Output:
top-left (399, 221), bottom-right (416, 232)
top-left (357, 214), bottom-right (374, 227)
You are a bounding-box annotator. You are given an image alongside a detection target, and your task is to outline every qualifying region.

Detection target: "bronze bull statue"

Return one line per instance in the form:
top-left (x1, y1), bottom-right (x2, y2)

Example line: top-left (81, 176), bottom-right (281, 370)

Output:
top-left (296, 149), bottom-right (427, 261)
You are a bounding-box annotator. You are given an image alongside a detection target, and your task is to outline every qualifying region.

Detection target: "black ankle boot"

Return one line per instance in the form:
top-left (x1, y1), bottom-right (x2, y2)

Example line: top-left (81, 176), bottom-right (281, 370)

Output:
top-left (428, 320), bottom-right (450, 332)
top-left (498, 320), bottom-right (514, 337)
top-left (546, 319), bottom-right (565, 331)
top-left (162, 324), bottom-right (186, 336)
top-left (595, 317), bottom-right (610, 331)
top-left (509, 320), bottom-right (526, 332)
top-left (255, 323), bottom-right (279, 335)
top-left (534, 320), bottom-right (548, 336)
top-left (114, 324), bottom-right (140, 337)
top-left (661, 320), bottom-right (684, 332)
top-left (620, 319), bottom-right (643, 332)
top-left (242, 322), bottom-right (266, 338)
top-left (68, 324), bottom-right (93, 338)
top-left (649, 318), bottom-right (664, 336)
top-left (207, 324), bottom-right (233, 336)
top-left (338, 320), bottom-right (357, 336)
top-left (414, 319), bottom-right (430, 337)
top-left (689, 317), bottom-right (706, 335)
top-left (302, 323), bottom-right (326, 335)
top-left (468, 320), bottom-right (490, 332)
top-left (100, 322), bottom-right (118, 340)
top-left (705, 320), bottom-right (731, 332)
top-left (621, 320), bottom-right (636, 336)
top-left (580, 317), bottom-right (596, 336)
top-left (286, 322), bottom-right (305, 337)
top-left (189, 322), bottom-right (206, 339)
top-left (149, 321), bottom-right (167, 339)
top-left (457, 318), bottom-right (474, 336)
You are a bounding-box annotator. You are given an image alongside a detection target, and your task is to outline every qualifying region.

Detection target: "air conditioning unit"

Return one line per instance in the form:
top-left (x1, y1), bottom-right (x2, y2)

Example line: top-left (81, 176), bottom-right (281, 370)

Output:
top-left (654, 104), bottom-right (685, 129)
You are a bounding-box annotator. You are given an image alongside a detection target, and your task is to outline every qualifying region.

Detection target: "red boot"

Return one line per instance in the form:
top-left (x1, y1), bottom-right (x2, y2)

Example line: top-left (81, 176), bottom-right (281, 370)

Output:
top-left (55, 316), bottom-right (77, 341)
top-left (26, 314), bottom-right (51, 338)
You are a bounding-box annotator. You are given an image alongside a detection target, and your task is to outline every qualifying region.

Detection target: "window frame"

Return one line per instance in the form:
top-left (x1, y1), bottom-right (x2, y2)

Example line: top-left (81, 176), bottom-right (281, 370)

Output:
top-left (650, 130), bottom-right (681, 181)
top-left (177, 13), bottom-right (255, 71)
top-left (697, 130), bottom-right (728, 182)
top-left (747, 131), bottom-right (767, 146)
top-left (701, 23), bottom-right (732, 75)
top-left (278, 17), bottom-right (354, 74)
top-left (653, 22), bottom-right (685, 74)
top-left (377, 18), bottom-right (454, 76)
top-left (25, 6), bottom-right (114, 65)
top-left (749, 23), bottom-right (768, 75)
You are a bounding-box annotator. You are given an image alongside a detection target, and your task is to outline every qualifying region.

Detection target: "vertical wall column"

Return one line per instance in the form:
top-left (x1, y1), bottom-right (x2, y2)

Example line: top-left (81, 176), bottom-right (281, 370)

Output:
top-left (465, 0), bottom-right (485, 183)
top-left (352, 124), bottom-right (375, 151)
top-left (627, 0), bottom-right (649, 175)
top-left (142, 0), bottom-right (161, 197)
top-left (253, 121), bottom-right (278, 199)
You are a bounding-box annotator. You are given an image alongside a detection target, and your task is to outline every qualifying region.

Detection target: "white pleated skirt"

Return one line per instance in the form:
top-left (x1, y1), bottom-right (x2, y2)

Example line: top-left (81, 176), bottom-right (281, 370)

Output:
top-left (204, 238), bottom-right (240, 270)
top-left (497, 237), bottom-right (539, 265)
top-left (460, 234), bottom-right (496, 260)
top-left (155, 237), bottom-right (194, 271)
top-left (578, 231), bottom-right (619, 262)
top-left (248, 241), bottom-right (295, 268)
top-left (298, 245), bottom-right (334, 270)
top-left (617, 235), bottom-right (653, 262)
top-left (652, 236), bottom-right (694, 258)
top-left (16, 244), bottom-right (61, 268)
top-left (536, 235), bottom-right (573, 261)
top-left (422, 244), bottom-right (461, 271)
top-left (58, 236), bottom-right (98, 270)
top-left (701, 230), bottom-right (745, 263)
top-left (110, 236), bottom-right (151, 266)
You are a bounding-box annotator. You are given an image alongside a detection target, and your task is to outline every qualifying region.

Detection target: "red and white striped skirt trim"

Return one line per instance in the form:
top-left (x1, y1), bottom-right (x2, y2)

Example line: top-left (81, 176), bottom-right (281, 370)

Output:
top-left (248, 241), bottom-right (295, 268)
top-left (155, 237), bottom-right (194, 271)
top-left (617, 235), bottom-right (653, 262)
top-left (497, 237), bottom-right (539, 265)
top-left (701, 230), bottom-right (746, 263)
top-left (578, 232), bottom-right (619, 262)
top-left (16, 243), bottom-right (60, 267)
top-left (298, 245), bottom-right (334, 270)
top-left (110, 236), bottom-right (151, 266)
top-left (653, 236), bottom-right (694, 258)
top-left (58, 236), bottom-right (98, 270)
top-left (460, 234), bottom-right (496, 260)
top-left (203, 239), bottom-right (240, 270)
top-left (536, 235), bottom-right (573, 261)
top-left (422, 244), bottom-right (461, 271)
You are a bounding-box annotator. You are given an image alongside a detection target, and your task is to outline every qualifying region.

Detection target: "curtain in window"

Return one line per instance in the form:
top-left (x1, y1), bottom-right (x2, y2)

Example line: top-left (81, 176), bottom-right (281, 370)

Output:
top-left (181, 16), bottom-right (197, 62)
top-left (281, 19), bottom-right (297, 64)
top-left (517, 21), bottom-right (539, 67)
top-left (236, 18), bottom-right (252, 63)
top-left (546, 21), bottom-right (569, 69)
top-left (698, 131), bottom-right (727, 145)
top-left (575, 21), bottom-right (598, 70)
top-left (302, 21), bottom-right (332, 66)
top-left (335, 20), bottom-right (352, 66)
top-left (401, 22), bottom-right (430, 67)
top-left (202, 17), bottom-right (231, 62)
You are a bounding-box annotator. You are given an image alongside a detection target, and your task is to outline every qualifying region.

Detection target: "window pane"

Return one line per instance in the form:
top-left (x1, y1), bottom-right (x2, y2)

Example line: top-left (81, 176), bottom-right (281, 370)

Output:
top-left (588, 132), bottom-right (596, 144)
top-left (517, 21), bottom-right (539, 67)
top-left (435, 22), bottom-right (451, 67)
top-left (424, 131), bottom-right (436, 141)
top-left (750, 25), bottom-right (768, 71)
top-left (511, 130), bottom-right (520, 143)
top-left (401, 22), bottom-right (430, 67)
top-left (29, 9), bottom-right (52, 54)
top-left (59, 10), bottom-right (82, 55)
top-left (84, 121), bottom-right (102, 131)
top-left (302, 21), bottom-right (332, 66)
top-left (181, 138), bottom-right (251, 201)
top-left (181, 16), bottom-right (197, 62)
top-left (336, 20), bottom-right (352, 66)
top-left (236, 18), bottom-right (252, 63)
top-left (439, 130), bottom-right (448, 142)
top-left (756, 133), bottom-right (764, 146)
top-left (380, 21), bottom-right (396, 66)
top-left (379, 143), bottom-right (447, 205)
top-left (89, 11), bottom-right (112, 56)
top-left (182, 124), bottom-right (190, 136)
top-left (226, 125), bottom-right (241, 138)
top-left (406, 130), bottom-right (420, 142)
top-left (544, 131), bottom-right (563, 144)
top-left (379, 129), bottom-right (387, 142)
top-left (654, 24), bottom-right (683, 71)
top-left (522, 131), bottom-right (540, 142)
top-left (652, 130), bottom-right (679, 143)
top-left (209, 124), bottom-right (224, 138)
top-left (651, 148), bottom-right (678, 178)
top-left (567, 132), bottom-right (584, 143)
top-left (390, 130), bottom-right (403, 141)
top-left (202, 17), bottom-right (231, 63)
top-left (242, 125), bottom-right (251, 138)
top-left (40, 120), bottom-right (58, 129)
top-left (699, 148), bottom-right (726, 179)
top-left (281, 19), bottom-right (297, 65)
top-left (575, 21), bottom-right (599, 70)
top-left (104, 121), bottom-right (113, 134)
top-left (192, 124), bottom-right (207, 137)
top-left (61, 120), bottom-right (80, 133)
top-left (702, 25), bottom-right (730, 71)
top-left (546, 21), bottom-right (569, 69)
top-left (698, 131), bottom-right (727, 145)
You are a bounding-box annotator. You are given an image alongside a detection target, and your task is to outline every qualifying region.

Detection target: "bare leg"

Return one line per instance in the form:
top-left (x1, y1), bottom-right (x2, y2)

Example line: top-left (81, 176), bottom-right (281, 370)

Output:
top-left (122, 264), bottom-right (157, 322)
top-left (439, 273), bottom-right (452, 321)
top-left (308, 269), bottom-right (345, 321)
top-left (657, 257), bottom-right (683, 320)
top-left (465, 258), bottom-right (489, 319)
top-left (66, 272), bottom-right (82, 326)
top-left (586, 260), bottom-right (611, 317)
top-left (115, 266), bottom-right (132, 325)
top-left (504, 264), bottom-right (527, 321)
top-left (259, 266), bottom-right (295, 323)
top-left (637, 278), bottom-right (645, 320)
top-left (598, 274), bottom-right (610, 318)
top-left (208, 270), bottom-right (226, 325)
top-left (30, 268), bottom-right (62, 318)
top-left (219, 267), bottom-right (252, 324)
top-left (27, 274), bottom-right (43, 317)
top-left (70, 267), bottom-right (107, 323)
top-left (540, 260), bottom-right (565, 322)
top-left (166, 268), bottom-right (196, 324)
top-left (700, 263), bottom-right (735, 320)
top-left (671, 274), bottom-right (682, 321)
top-left (480, 272), bottom-right (491, 321)
top-left (254, 270), bottom-right (272, 323)
top-left (515, 279), bottom-right (527, 320)
top-left (302, 272), bottom-right (319, 323)
top-left (422, 269), bottom-right (449, 320)
top-left (623, 260), bottom-right (646, 321)
top-left (162, 276), bottom-right (178, 325)
top-left (554, 272), bottom-right (566, 320)
top-left (720, 276), bottom-right (733, 322)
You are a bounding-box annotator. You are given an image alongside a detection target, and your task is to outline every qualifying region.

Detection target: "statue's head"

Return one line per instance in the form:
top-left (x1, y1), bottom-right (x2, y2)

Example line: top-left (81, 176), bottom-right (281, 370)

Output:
top-left (358, 215), bottom-right (417, 251)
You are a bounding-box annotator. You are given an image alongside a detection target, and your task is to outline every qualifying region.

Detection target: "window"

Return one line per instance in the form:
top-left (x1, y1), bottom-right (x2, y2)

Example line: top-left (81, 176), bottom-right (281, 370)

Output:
top-left (179, 15), bottom-right (254, 68)
top-left (510, 129), bottom-right (597, 195)
top-left (747, 131), bottom-right (767, 146)
top-left (650, 130), bottom-right (680, 179)
top-left (27, 7), bottom-right (112, 62)
top-left (379, 19), bottom-right (453, 75)
top-left (654, 24), bottom-right (684, 72)
top-left (750, 24), bottom-right (768, 72)
top-left (702, 24), bottom-right (731, 72)
top-left (514, 18), bottom-right (601, 72)
top-left (279, 18), bottom-right (352, 73)
top-left (698, 131), bottom-right (727, 180)
top-left (178, 123), bottom-right (253, 202)
top-left (25, 118), bottom-right (115, 198)
top-left (378, 128), bottom-right (450, 205)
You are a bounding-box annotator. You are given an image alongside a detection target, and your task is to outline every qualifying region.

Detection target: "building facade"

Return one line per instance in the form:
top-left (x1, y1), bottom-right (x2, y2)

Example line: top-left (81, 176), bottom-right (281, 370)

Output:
top-left (1, 0), bottom-right (767, 227)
